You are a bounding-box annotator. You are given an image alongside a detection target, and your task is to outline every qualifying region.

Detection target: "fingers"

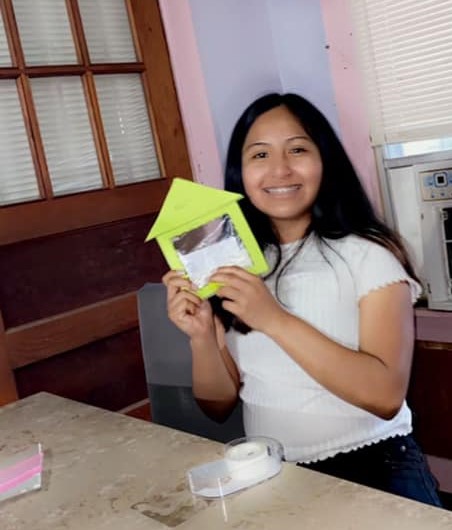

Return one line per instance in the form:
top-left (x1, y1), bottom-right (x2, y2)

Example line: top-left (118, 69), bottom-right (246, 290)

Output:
top-left (215, 284), bottom-right (242, 302)
top-left (162, 270), bottom-right (194, 302)
top-left (210, 266), bottom-right (259, 298)
top-left (162, 269), bottom-right (187, 288)
top-left (169, 294), bottom-right (203, 323)
top-left (210, 266), bottom-right (255, 282)
top-left (162, 269), bottom-right (205, 322)
top-left (168, 289), bottom-right (203, 315)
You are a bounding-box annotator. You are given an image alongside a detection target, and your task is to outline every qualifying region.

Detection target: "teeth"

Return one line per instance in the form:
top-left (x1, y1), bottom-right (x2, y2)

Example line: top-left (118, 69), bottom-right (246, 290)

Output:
top-left (265, 185), bottom-right (300, 194)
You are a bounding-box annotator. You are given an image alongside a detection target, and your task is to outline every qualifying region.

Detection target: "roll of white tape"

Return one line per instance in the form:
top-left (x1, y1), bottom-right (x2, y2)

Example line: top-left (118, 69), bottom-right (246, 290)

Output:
top-left (188, 437), bottom-right (283, 497)
top-left (225, 441), bottom-right (272, 482)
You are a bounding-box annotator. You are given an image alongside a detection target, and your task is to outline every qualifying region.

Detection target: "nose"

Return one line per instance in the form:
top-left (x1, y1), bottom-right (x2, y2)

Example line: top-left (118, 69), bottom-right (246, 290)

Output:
top-left (272, 152), bottom-right (292, 178)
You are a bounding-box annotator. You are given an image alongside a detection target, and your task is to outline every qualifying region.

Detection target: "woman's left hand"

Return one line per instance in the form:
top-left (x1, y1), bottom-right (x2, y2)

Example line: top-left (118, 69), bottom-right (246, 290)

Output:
top-left (209, 266), bottom-right (285, 333)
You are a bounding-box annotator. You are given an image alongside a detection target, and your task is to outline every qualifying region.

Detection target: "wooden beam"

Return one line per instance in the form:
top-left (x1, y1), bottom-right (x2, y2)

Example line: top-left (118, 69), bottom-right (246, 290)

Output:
top-left (6, 292), bottom-right (139, 369)
top-left (0, 312), bottom-right (18, 404)
top-left (0, 179), bottom-right (170, 245)
top-left (118, 398), bottom-right (152, 421)
top-left (129, 0), bottom-right (193, 183)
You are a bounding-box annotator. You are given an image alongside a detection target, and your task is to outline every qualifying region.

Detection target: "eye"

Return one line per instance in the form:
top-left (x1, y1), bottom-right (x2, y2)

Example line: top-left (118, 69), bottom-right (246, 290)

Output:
top-left (252, 151), bottom-right (268, 159)
top-left (290, 146), bottom-right (307, 154)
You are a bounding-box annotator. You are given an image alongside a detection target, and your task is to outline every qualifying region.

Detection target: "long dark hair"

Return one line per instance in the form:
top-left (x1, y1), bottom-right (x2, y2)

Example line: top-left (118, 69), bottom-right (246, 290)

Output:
top-left (211, 92), bottom-right (418, 332)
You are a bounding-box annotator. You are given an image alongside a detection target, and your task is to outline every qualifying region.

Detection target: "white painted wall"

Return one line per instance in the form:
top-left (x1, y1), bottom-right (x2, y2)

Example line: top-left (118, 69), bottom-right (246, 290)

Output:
top-left (188, 0), bottom-right (339, 165)
top-left (266, 0), bottom-right (339, 133)
top-left (160, 0), bottom-right (376, 200)
top-left (187, 0), bottom-right (281, 160)
top-left (158, 1), bottom-right (224, 187)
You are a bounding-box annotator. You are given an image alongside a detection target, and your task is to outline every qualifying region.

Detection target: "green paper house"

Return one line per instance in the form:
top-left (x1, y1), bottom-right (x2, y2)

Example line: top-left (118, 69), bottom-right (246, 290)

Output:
top-left (145, 178), bottom-right (269, 299)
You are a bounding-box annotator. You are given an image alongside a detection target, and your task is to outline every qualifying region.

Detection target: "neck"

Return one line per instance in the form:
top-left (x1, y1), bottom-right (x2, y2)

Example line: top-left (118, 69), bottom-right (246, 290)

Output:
top-left (272, 218), bottom-right (310, 244)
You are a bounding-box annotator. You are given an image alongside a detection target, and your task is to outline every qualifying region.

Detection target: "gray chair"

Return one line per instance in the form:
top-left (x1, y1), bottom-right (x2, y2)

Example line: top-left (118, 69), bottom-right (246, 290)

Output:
top-left (137, 282), bottom-right (244, 442)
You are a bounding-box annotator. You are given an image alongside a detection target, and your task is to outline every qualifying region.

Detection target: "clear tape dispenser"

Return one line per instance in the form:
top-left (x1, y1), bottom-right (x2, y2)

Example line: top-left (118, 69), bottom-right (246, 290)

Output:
top-left (187, 436), bottom-right (283, 498)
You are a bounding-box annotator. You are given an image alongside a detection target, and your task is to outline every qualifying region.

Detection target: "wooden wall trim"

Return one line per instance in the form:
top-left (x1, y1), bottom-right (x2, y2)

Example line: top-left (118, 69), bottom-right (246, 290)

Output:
top-left (0, 312), bottom-right (19, 405)
top-left (6, 292), bottom-right (139, 369)
top-left (130, 0), bottom-right (193, 183)
top-left (118, 398), bottom-right (151, 421)
top-left (426, 455), bottom-right (452, 494)
top-left (0, 179), bottom-right (170, 246)
top-left (416, 340), bottom-right (452, 351)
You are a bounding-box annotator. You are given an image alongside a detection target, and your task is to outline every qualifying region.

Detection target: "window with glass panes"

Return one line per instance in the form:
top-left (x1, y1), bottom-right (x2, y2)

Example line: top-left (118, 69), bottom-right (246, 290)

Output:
top-left (0, 0), bottom-right (190, 243)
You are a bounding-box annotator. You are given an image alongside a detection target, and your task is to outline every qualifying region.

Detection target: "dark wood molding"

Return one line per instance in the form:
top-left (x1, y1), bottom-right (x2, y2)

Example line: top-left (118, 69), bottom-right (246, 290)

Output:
top-left (6, 292), bottom-right (139, 369)
top-left (0, 179), bottom-right (170, 245)
top-left (408, 341), bottom-right (452, 460)
top-left (0, 64), bottom-right (146, 79)
top-left (0, 1), bottom-right (187, 415)
top-left (0, 312), bottom-right (18, 405)
top-left (415, 340), bottom-right (452, 350)
top-left (119, 398), bottom-right (152, 421)
top-left (15, 328), bottom-right (147, 411)
top-left (1, 0), bottom-right (25, 69)
top-left (1, 2), bottom-right (191, 246)
top-left (130, 0), bottom-right (193, 182)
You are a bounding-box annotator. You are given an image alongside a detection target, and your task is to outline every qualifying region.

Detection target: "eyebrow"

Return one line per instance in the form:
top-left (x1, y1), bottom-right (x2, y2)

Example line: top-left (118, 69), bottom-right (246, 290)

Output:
top-left (243, 141), bottom-right (269, 153)
top-left (243, 135), bottom-right (311, 152)
top-left (287, 135), bottom-right (311, 142)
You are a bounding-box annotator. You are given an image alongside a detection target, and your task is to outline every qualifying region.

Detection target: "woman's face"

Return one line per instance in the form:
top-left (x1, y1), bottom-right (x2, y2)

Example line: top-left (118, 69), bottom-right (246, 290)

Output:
top-left (241, 105), bottom-right (323, 243)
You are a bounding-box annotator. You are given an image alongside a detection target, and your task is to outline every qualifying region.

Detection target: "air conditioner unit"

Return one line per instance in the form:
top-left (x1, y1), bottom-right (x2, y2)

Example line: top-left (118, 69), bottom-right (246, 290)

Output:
top-left (385, 157), bottom-right (452, 311)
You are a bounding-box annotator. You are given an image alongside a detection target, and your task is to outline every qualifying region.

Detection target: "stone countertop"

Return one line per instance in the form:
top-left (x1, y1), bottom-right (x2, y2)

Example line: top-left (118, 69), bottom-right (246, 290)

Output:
top-left (1, 392), bottom-right (452, 530)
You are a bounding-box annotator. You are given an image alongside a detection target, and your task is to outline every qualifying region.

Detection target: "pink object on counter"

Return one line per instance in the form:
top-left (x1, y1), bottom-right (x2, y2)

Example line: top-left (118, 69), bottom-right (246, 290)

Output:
top-left (0, 445), bottom-right (43, 497)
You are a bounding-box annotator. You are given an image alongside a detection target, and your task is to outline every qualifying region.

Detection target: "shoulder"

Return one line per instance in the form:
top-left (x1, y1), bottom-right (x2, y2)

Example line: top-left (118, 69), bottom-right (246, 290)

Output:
top-left (323, 235), bottom-right (422, 303)
top-left (324, 234), bottom-right (380, 259)
top-left (323, 234), bottom-right (398, 267)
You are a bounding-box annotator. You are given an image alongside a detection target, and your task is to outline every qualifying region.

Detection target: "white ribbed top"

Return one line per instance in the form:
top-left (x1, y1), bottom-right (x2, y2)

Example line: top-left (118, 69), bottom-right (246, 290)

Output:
top-left (226, 234), bottom-right (421, 463)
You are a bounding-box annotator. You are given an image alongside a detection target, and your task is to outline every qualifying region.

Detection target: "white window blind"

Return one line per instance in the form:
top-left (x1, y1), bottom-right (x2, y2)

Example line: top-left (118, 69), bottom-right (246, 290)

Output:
top-left (0, 80), bottom-right (39, 206)
top-left (95, 74), bottom-right (160, 185)
top-left (0, 1), bottom-right (159, 208)
top-left (31, 77), bottom-right (103, 196)
top-left (12, 0), bottom-right (77, 65)
top-left (350, 0), bottom-right (452, 145)
top-left (78, 0), bottom-right (137, 63)
top-left (0, 11), bottom-right (11, 66)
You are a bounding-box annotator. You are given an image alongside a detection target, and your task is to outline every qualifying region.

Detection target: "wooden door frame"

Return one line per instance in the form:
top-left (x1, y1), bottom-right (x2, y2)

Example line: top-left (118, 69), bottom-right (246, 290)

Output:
top-left (0, 313), bottom-right (18, 405)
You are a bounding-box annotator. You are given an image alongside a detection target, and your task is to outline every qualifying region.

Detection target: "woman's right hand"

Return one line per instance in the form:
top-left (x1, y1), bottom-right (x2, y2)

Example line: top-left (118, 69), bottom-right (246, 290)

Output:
top-left (162, 270), bottom-right (216, 339)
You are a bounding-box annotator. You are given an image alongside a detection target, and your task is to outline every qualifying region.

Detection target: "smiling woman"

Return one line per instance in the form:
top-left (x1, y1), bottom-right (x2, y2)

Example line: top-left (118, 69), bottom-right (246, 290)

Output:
top-left (241, 105), bottom-right (323, 243)
top-left (162, 92), bottom-right (442, 507)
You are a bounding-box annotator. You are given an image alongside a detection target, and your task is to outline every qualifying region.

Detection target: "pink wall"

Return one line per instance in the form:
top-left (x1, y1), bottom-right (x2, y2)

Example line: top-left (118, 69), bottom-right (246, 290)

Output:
top-left (319, 0), bottom-right (381, 211)
top-left (160, 0), bottom-right (449, 363)
top-left (158, 0), bottom-right (223, 188)
top-left (319, 0), bottom-right (452, 342)
top-left (160, 0), bottom-right (381, 206)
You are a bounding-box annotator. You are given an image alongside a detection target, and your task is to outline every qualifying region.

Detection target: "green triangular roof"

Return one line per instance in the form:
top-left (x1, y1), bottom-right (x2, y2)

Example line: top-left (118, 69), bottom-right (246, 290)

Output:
top-left (145, 177), bottom-right (243, 241)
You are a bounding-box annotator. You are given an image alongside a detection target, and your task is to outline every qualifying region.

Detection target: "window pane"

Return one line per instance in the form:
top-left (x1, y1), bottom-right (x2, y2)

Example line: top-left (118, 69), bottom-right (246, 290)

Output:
top-left (351, 1), bottom-right (452, 144)
top-left (0, 80), bottom-right (39, 206)
top-left (95, 74), bottom-right (160, 185)
top-left (78, 0), bottom-right (136, 63)
top-left (0, 11), bottom-right (12, 66)
top-left (384, 137), bottom-right (452, 159)
top-left (31, 77), bottom-right (103, 196)
top-left (12, 0), bottom-right (77, 65)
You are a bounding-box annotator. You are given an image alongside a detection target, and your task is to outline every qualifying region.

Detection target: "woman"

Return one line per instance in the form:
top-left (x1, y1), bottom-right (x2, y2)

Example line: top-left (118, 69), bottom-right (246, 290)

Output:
top-left (163, 93), bottom-right (441, 506)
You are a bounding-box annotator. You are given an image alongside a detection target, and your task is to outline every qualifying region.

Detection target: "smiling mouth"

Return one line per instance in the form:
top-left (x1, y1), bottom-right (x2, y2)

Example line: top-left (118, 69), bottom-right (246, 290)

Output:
top-left (264, 185), bottom-right (301, 194)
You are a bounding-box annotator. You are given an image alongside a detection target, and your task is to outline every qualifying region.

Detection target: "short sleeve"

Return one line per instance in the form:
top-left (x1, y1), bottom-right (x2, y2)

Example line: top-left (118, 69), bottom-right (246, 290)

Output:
top-left (353, 241), bottom-right (422, 304)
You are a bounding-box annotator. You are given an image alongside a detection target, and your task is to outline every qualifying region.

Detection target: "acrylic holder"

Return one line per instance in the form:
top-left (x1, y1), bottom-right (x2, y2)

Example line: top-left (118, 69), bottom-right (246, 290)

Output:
top-left (187, 436), bottom-right (283, 498)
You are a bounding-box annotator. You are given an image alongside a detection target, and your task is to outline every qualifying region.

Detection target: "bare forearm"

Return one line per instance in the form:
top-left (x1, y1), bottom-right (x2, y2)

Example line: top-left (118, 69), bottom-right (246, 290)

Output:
top-left (190, 335), bottom-right (239, 415)
top-left (266, 310), bottom-right (410, 419)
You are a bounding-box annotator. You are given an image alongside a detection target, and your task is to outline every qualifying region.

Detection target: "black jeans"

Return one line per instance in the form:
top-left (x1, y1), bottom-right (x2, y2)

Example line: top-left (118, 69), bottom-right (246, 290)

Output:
top-left (298, 434), bottom-right (442, 507)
